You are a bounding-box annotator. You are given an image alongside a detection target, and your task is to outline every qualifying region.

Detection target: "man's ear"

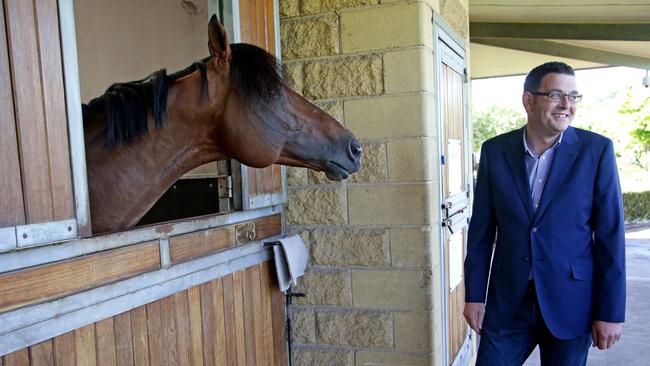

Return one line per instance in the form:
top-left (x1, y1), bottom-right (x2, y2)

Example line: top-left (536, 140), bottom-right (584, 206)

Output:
top-left (522, 91), bottom-right (534, 113)
top-left (208, 14), bottom-right (231, 61)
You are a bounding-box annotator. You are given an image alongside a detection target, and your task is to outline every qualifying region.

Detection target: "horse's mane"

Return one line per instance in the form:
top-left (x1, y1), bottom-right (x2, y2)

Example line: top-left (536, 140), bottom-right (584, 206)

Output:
top-left (83, 43), bottom-right (284, 148)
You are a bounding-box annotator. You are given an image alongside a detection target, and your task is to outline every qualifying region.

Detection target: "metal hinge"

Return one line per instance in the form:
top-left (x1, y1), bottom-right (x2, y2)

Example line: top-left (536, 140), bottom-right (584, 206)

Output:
top-left (217, 175), bottom-right (232, 198)
top-left (463, 68), bottom-right (468, 83)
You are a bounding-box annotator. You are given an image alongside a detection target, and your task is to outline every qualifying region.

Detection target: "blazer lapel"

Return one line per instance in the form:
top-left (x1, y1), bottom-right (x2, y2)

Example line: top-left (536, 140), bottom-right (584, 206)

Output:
top-left (534, 127), bottom-right (579, 221)
top-left (504, 128), bottom-right (534, 221)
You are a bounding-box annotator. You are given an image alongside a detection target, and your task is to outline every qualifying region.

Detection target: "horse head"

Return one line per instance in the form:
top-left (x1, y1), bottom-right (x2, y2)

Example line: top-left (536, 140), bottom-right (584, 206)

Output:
top-left (204, 15), bottom-right (361, 180)
top-left (82, 15), bottom-right (362, 232)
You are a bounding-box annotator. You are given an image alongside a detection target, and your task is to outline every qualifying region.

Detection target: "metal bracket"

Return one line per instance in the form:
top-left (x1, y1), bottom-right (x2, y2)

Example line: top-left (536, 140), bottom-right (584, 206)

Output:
top-left (0, 227), bottom-right (17, 252)
top-left (15, 219), bottom-right (78, 248)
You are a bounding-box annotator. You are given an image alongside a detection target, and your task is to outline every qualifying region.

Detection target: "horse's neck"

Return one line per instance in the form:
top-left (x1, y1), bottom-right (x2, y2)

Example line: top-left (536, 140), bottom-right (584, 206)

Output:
top-left (86, 76), bottom-right (227, 233)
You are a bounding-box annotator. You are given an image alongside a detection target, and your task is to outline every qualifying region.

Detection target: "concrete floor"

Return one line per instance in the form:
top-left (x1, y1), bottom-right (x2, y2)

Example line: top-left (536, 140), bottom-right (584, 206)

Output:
top-left (524, 226), bottom-right (650, 366)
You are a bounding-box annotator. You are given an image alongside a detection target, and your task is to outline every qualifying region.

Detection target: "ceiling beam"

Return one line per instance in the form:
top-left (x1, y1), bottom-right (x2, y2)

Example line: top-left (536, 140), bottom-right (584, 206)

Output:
top-left (471, 38), bottom-right (650, 69)
top-left (470, 22), bottom-right (650, 41)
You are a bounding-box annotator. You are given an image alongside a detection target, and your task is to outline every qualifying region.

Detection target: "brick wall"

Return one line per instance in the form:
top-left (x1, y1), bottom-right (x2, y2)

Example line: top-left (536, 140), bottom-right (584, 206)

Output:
top-left (280, 1), bottom-right (469, 365)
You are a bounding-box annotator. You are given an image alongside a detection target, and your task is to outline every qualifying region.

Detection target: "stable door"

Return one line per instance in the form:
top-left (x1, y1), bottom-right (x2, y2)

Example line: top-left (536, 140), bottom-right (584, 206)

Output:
top-left (436, 25), bottom-right (472, 366)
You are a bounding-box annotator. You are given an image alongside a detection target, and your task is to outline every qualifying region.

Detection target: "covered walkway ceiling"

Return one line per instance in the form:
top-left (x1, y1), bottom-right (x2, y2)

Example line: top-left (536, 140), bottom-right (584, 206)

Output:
top-left (468, 0), bottom-right (650, 79)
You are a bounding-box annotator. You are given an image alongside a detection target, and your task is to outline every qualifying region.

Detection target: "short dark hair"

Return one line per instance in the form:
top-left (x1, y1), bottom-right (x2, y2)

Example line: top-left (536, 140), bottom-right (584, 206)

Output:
top-left (523, 62), bottom-right (575, 92)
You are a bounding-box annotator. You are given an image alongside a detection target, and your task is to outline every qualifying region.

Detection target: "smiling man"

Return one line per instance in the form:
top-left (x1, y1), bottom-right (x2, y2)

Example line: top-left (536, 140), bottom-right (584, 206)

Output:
top-left (463, 62), bottom-right (626, 365)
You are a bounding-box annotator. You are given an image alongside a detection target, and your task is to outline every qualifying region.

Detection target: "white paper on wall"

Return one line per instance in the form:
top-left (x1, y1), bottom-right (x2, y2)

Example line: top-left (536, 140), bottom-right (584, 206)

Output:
top-left (447, 139), bottom-right (462, 195)
top-left (449, 231), bottom-right (463, 291)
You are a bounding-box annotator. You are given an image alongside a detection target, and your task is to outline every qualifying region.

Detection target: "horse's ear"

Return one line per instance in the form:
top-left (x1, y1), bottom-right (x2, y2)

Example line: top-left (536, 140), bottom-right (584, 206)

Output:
top-left (208, 14), bottom-right (231, 61)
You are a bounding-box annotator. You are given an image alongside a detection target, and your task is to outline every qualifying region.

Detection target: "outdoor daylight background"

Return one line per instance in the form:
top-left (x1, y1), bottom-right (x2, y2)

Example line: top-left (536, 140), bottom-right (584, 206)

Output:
top-left (472, 67), bottom-right (650, 196)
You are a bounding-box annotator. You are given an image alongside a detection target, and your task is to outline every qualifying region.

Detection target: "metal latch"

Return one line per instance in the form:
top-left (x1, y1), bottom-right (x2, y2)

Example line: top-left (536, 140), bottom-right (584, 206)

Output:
top-left (442, 209), bottom-right (465, 234)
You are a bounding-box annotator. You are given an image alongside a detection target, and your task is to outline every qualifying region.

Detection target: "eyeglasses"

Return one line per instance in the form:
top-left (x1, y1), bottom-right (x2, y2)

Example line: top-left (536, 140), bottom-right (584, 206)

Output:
top-left (530, 91), bottom-right (582, 103)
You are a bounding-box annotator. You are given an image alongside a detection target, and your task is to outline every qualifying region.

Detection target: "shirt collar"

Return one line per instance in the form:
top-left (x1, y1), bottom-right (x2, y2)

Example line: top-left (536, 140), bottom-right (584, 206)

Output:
top-left (523, 127), bottom-right (563, 158)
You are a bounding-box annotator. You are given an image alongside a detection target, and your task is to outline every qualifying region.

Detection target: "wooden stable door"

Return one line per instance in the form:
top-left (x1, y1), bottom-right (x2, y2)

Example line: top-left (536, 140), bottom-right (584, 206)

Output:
top-left (0, 262), bottom-right (287, 366)
top-left (438, 35), bottom-right (471, 365)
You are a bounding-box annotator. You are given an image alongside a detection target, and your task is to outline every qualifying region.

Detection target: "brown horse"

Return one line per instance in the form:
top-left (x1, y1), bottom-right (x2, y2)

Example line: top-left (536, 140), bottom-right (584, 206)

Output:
top-left (83, 15), bottom-right (361, 234)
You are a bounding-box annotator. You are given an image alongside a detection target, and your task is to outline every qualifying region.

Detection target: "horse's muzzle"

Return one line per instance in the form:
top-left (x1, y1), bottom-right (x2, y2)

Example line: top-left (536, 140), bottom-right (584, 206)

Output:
top-left (324, 136), bottom-right (362, 181)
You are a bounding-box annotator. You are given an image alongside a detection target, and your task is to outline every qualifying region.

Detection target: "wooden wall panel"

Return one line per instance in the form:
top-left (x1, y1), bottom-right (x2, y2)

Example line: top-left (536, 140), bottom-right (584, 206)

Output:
top-left (95, 318), bottom-right (117, 366)
top-left (254, 215), bottom-right (282, 239)
top-left (29, 340), bottom-right (54, 366)
top-left (113, 312), bottom-right (134, 366)
top-left (199, 282), bottom-right (217, 365)
top-left (5, 0), bottom-right (52, 223)
top-left (187, 287), bottom-right (204, 366)
top-left (160, 296), bottom-right (179, 365)
top-left (267, 263), bottom-right (288, 366)
top-left (211, 280), bottom-right (228, 365)
top-left (232, 271), bottom-right (248, 365)
top-left (169, 215), bottom-right (281, 264)
top-left (0, 0), bottom-right (24, 227)
top-left (4, 262), bottom-right (287, 366)
top-left (145, 301), bottom-right (163, 366)
top-left (260, 262), bottom-right (276, 366)
top-left (35, 0), bottom-right (74, 221)
top-left (2, 0), bottom-right (75, 227)
top-left (239, 0), bottom-right (275, 52)
top-left (129, 306), bottom-right (150, 366)
top-left (222, 275), bottom-right (239, 366)
top-left (242, 268), bottom-right (257, 366)
top-left (5, 349), bottom-right (29, 366)
top-left (170, 226), bottom-right (235, 264)
top-left (173, 292), bottom-right (192, 366)
top-left (52, 332), bottom-right (75, 366)
top-left (75, 324), bottom-right (96, 366)
top-left (0, 242), bottom-right (160, 313)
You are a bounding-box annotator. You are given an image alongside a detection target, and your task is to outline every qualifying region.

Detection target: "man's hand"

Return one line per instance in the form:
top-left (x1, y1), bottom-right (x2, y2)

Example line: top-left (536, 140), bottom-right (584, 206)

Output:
top-left (592, 320), bottom-right (622, 349)
top-left (463, 302), bottom-right (486, 334)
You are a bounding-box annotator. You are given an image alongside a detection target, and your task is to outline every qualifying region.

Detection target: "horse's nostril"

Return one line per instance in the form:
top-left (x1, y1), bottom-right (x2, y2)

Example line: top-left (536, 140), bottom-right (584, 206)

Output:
top-left (349, 139), bottom-right (362, 160)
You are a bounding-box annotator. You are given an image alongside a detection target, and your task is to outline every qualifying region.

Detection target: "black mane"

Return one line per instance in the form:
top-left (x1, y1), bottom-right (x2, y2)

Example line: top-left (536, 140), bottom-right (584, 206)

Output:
top-left (84, 43), bottom-right (285, 148)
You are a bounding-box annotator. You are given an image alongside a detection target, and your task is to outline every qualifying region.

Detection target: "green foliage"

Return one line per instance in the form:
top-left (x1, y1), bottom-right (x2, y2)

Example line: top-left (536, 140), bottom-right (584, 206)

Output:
top-left (623, 190), bottom-right (650, 222)
top-left (618, 93), bottom-right (650, 168)
top-left (472, 106), bottom-right (526, 152)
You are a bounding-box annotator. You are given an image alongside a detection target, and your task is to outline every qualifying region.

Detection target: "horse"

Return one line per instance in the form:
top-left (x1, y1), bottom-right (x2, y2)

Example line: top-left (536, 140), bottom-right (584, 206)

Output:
top-left (83, 15), bottom-right (361, 234)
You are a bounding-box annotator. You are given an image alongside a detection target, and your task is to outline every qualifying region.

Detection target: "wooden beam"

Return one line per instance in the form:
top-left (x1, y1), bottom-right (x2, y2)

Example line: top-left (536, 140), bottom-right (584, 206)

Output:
top-left (168, 215), bottom-right (281, 264)
top-left (470, 22), bottom-right (650, 41)
top-left (0, 241), bottom-right (160, 312)
top-left (471, 38), bottom-right (650, 69)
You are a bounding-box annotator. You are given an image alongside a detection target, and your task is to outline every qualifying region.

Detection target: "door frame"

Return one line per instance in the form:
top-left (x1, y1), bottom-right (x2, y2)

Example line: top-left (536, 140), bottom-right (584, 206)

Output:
top-left (433, 13), bottom-right (473, 366)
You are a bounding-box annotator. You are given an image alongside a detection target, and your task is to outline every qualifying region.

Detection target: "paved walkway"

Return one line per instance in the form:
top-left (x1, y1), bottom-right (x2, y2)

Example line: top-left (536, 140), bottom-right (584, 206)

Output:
top-left (524, 226), bottom-right (650, 365)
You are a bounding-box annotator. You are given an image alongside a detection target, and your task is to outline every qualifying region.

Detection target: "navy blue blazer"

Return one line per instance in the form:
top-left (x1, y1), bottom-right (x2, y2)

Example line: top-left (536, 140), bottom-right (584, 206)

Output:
top-left (465, 126), bottom-right (626, 340)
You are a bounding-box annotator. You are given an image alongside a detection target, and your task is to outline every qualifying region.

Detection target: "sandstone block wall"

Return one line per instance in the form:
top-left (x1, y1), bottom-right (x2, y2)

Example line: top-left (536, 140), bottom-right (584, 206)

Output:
top-left (279, 0), bottom-right (469, 365)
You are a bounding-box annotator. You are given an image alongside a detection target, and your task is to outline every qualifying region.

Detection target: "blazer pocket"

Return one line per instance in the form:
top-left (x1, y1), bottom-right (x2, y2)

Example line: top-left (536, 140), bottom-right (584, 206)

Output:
top-left (570, 263), bottom-right (593, 281)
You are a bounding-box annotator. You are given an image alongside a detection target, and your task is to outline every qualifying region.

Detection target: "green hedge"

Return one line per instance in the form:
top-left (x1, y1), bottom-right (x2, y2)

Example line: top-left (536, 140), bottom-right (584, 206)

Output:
top-left (623, 190), bottom-right (650, 223)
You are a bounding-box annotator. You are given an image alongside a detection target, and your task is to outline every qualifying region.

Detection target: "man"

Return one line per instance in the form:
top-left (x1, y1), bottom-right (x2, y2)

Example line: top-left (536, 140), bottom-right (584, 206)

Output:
top-left (463, 61), bottom-right (625, 365)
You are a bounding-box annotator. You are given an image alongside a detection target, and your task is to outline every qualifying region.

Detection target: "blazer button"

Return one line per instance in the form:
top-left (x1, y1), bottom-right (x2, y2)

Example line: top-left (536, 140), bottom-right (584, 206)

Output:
top-left (523, 257), bottom-right (531, 262)
top-left (532, 227), bottom-right (538, 233)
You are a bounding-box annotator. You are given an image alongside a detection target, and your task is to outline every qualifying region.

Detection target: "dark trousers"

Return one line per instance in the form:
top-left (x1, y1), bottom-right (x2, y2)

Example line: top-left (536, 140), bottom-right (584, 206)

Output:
top-left (476, 281), bottom-right (591, 366)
